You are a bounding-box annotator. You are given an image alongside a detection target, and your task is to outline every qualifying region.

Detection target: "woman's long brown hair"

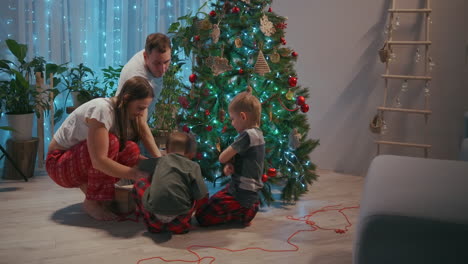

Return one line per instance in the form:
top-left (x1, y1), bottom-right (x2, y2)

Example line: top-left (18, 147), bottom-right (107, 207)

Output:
top-left (114, 76), bottom-right (154, 151)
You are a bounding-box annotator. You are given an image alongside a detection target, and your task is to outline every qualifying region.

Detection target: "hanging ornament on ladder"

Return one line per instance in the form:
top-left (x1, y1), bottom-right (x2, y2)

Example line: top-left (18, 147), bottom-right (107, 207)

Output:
top-left (401, 80), bottom-right (409, 92)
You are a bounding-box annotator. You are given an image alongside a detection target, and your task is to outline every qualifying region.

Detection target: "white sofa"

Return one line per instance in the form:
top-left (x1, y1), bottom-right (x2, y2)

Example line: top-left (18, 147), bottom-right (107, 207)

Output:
top-left (353, 155), bottom-right (468, 264)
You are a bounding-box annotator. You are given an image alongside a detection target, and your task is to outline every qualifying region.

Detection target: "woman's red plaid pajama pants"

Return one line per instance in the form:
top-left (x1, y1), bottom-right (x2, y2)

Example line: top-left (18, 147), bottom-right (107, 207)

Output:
top-left (46, 133), bottom-right (140, 201)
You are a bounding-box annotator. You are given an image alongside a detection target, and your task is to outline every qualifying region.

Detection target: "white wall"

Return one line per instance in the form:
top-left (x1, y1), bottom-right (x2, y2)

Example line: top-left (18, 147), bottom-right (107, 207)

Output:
top-left (273, 0), bottom-right (468, 175)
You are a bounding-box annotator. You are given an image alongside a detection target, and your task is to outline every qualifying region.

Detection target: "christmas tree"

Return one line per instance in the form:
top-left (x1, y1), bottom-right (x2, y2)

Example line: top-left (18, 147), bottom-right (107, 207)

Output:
top-left (166, 0), bottom-right (319, 204)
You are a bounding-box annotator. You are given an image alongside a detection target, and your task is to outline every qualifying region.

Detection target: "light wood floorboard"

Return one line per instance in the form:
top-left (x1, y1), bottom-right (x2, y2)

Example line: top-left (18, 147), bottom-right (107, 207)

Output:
top-left (0, 169), bottom-right (364, 264)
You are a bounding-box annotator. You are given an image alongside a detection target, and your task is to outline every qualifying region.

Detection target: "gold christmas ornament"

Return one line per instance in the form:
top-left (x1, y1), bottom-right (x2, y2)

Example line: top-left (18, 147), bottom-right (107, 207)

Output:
top-left (197, 19), bottom-right (212, 30)
top-left (269, 110), bottom-right (273, 121)
top-left (218, 109), bottom-right (226, 122)
top-left (286, 89), bottom-right (294, 100)
top-left (190, 87), bottom-right (196, 99)
top-left (211, 24), bottom-right (220, 44)
top-left (270, 49), bottom-right (280, 63)
top-left (216, 138), bottom-right (221, 152)
top-left (235, 37), bottom-right (243, 48)
top-left (288, 128), bottom-right (302, 150)
top-left (279, 48), bottom-right (292, 57)
top-left (254, 50), bottom-right (271, 76)
top-left (260, 14), bottom-right (276, 37)
top-left (206, 56), bottom-right (233, 76)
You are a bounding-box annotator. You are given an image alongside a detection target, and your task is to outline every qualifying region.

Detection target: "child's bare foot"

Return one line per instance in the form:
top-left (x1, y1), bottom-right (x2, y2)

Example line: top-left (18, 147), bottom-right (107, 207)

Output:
top-left (83, 199), bottom-right (118, 221)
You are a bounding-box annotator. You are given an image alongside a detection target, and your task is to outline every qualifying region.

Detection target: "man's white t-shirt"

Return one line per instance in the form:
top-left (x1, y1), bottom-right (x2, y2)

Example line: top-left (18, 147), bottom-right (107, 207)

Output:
top-left (54, 98), bottom-right (115, 149)
top-left (116, 49), bottom-right (163, 117)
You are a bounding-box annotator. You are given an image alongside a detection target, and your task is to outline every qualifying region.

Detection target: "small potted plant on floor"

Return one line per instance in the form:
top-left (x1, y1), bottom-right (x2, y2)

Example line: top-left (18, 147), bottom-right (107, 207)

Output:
top-left (150, 62), bottom-right (184, 149)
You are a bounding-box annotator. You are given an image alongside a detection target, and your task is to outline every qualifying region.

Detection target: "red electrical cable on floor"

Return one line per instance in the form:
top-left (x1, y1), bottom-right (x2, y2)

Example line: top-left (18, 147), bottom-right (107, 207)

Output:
top-left (134, 204), bottom-right (360, 264)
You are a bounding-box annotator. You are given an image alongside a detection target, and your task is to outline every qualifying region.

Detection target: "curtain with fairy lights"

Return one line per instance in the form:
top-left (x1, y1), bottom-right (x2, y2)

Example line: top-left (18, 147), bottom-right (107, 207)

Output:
top-left (1, 0), bottom-right (203, 69)
top-left (0, 0), bottom-right (204, 167)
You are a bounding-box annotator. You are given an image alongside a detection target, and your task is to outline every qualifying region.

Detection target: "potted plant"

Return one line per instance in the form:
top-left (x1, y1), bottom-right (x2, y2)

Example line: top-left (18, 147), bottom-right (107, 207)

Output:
top-left (61, 63), bottom-right (96, 107)
top-left (150, 62), bottom-right (185, 148)
top-left (0, 39), bottom-right (51, 141)
top-left (61, 64), bottom-right (120, 112)
top-left (101, 65), bottom-right (123, 94)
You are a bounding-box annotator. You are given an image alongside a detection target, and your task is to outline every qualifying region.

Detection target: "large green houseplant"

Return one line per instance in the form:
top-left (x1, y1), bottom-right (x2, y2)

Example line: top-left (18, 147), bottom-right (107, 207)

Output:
top-left (0, 39), bottom-right (51, 140)
top-left (0, 39), bottom-right (49, 115)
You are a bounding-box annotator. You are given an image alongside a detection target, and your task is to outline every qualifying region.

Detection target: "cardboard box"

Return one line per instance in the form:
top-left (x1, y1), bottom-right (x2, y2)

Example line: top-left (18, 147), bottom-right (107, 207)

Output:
top-left (112, 184), bottom-right (135, 214)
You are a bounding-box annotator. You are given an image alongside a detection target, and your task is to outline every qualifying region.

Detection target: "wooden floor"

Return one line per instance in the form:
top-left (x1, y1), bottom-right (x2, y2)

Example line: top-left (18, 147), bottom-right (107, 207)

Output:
top-left (0, 169), bottom-right (364, 264)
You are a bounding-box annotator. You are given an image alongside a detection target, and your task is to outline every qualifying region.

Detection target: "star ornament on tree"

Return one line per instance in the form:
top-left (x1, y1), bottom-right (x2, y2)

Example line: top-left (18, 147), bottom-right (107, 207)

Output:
top-left (206, 56), bottom-right (233, 76)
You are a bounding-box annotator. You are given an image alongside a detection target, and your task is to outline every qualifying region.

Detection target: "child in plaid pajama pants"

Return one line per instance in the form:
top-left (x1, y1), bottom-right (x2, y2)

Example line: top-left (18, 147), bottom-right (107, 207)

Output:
top-left (133, 132), bottom-right (208, 234)
top-left (196, 88), bottom-right (264, 227)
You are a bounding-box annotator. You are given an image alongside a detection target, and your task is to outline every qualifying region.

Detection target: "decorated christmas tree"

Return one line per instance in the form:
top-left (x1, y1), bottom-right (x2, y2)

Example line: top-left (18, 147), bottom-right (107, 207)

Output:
top-left (166, 0), bottom-right (319, 204)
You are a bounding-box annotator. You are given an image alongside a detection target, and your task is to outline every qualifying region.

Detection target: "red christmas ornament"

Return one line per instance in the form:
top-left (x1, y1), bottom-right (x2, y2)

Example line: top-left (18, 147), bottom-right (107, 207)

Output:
top-left (268, 7), bottom-right (272, 12)
top-left (209, 10), bottom-right (217, 17)
top-left (189, 73), bottom-right (197, 83)
top-left (232, 6), bottom-right (240, 13)
top-left (238, 68), bottom-right (244, 74)
top-left (206, 125), bottom-right (213, 132)
top-left (182, 125), bottom-right (190, 133)
top-left (196, 152), bottom-right (203, 160)
top-left (205, 109), bottom-right (210, 116)
top-left (262, 174), bottom-right (268, 182)
top-left (194, 35), bottom-right (200, 41)
top-left (296, 96), bottom-right (305, 106)
top-left (267, 168), bottom-right (277, 177)
top-left (280, 37), bottom-right (287, 45)
top-left (288, 76), bottom-right (298, 87)
top-left (292, 51), bottom-right (298, 57)
top-left (222, 126), bottom-right (227, 133)
top-left (301, 104), bottom-right (310, 113)
top-left (178, 96), bottom-right (189, 108)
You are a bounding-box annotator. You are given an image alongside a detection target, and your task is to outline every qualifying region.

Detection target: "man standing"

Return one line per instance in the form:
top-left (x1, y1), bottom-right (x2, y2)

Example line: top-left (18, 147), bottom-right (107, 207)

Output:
top-left (116, 33), bottom-right (172, 158)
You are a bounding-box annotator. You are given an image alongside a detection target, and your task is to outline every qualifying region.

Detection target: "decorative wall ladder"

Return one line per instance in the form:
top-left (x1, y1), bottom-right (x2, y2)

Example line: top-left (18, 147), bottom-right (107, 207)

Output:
top-left (374, 0), bottom-right (433, 157)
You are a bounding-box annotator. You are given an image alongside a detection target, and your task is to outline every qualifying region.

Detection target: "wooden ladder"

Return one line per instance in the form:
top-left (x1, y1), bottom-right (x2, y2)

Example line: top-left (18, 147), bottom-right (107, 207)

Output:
top-left (35, 72), bottom-right (55, 168)
top-left (375, 0), bottom-right (433, 157)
